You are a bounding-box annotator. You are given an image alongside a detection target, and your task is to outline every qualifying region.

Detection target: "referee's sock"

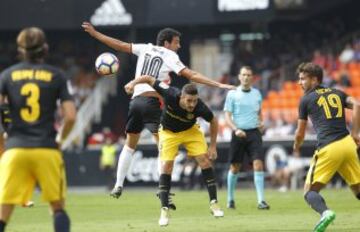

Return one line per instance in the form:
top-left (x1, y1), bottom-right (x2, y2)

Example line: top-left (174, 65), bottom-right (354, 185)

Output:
top-left (159, 174), bottom-right (171, 208)
top-left (254, 171), bottom-right (265, 203)
top-left (53, 209), bottom-right (70, 232)
top-left (0, 220), bottom-right (6, 232)
top-left (202, 168), bottom-right (217, 201)
top-left (227, 171), bottom-right (239, 203)
top-left (304, 191), bottom-right (328, 215)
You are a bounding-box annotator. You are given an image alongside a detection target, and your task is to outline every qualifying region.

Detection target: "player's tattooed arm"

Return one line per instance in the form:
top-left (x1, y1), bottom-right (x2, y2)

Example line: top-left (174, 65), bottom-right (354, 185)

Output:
top-left (82, 22), bottom-right (131, 53)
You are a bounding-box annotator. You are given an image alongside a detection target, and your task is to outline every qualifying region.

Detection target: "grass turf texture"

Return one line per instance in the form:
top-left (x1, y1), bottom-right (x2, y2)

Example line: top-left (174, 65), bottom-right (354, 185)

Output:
top-left (7, 189), bottom-right (360, 232)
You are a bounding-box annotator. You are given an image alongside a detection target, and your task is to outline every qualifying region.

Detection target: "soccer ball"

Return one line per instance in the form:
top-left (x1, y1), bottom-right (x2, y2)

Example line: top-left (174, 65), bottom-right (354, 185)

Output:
top-left (95, 52), bottom-right (119, 76)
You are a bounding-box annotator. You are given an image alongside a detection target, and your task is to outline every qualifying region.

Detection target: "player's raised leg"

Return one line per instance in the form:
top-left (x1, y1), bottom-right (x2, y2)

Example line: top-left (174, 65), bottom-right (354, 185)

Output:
top-left (304, 183), bottom-right (335, 232)
top-left (110, 133), bottom-right (139, 198)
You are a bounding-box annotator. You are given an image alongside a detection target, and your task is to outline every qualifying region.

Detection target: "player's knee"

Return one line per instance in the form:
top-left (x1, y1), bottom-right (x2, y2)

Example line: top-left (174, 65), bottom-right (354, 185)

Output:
top-left (162, 162), bottom-right (174, 174)
top-left (304, 191), bottom-right (313, 202)
top-left (253, 159), bottom-right (264, 171)
top-left (195, 155), bottom-right (211, 168)
top-left (198, 159), bottom-right (211, 169)
top-left (230, 163), bottom-right (240, 173)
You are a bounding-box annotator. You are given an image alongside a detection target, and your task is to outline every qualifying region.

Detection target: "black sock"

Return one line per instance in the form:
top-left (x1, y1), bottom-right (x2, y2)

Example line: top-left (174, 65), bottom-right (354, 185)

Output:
top-left (54, 210), bottom-right (70, 232)
top-left (201, 168), bottom-right (217, 202)
top-left (304, 191), bottom-right (328, 215)
top-left (0, 220), bottom-right (6, 232)
top-left (356, 192), bottom-right (360, 200)
top-left (159, 174), bottom-right (171, 208)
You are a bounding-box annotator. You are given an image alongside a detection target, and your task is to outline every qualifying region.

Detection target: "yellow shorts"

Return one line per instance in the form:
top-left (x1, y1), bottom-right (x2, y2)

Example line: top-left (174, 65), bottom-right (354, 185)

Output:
top-left (0, 148), bottom-right (67, 205)
top-left (305, 135), bottom-right (360, 186)
top-left (159, 124), bottom-right (208, 161)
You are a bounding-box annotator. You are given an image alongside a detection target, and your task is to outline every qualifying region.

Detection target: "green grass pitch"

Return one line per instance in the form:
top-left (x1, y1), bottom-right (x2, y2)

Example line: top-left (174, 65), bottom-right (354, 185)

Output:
top-left (6, 188), bottom-right (360, 232)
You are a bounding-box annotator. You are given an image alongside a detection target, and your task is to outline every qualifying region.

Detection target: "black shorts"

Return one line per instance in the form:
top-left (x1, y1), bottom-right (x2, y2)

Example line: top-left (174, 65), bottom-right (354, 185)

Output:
top-left (125, 96), bottom-right (161, 134)
top-left (228, 128), bottom-right (263, 164)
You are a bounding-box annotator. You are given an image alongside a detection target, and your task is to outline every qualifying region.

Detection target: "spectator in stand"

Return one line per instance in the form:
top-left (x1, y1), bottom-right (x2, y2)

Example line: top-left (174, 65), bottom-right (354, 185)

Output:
top-left (339, 44), bottom-right (354, 64)
top-left (272, 154), bottom-right (291, 192)
top-left (353, 40), bottom-right (360, 62)
top-left (312, 50), bottom-right (326, 68)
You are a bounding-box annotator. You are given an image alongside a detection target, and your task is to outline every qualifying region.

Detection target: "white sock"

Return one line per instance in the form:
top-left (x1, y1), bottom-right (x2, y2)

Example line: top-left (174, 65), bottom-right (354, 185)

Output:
top-left (114, 145), bottom-right (135, 188)
top-left (157, 155), bottom-right (162, 175)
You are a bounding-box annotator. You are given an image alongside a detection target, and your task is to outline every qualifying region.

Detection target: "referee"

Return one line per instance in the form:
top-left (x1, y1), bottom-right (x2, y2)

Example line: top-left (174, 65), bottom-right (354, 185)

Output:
top-left (224, 66), bottom-right (270, 210)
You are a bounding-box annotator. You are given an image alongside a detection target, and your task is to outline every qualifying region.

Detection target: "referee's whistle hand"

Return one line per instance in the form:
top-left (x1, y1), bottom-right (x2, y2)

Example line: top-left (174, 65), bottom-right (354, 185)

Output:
top-left (235, 129), bottom-right (246, 138)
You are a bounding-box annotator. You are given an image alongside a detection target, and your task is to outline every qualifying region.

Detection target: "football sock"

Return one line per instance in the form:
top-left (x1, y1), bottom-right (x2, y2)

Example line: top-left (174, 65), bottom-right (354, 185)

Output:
top-left (254, 171), bottom-right (265, 203)
top-left (227, 171), bottom-right (239, 203)
top-left (53, 210), bottom-right (70, 232)
top-left (356, 192), bottom-right (360, 200)
top-left (114, 145), bottom-right (135, 188)
top-left (0, 220), bottom-right (6, 232)
top-left (157, 156), bottom-right (161, 175)
top-left (202, 168), bottom-right (217, 201)
top-left (304, 191), bottom-right (328, 215)
top-left (159, 174), bottom-right (171, 208)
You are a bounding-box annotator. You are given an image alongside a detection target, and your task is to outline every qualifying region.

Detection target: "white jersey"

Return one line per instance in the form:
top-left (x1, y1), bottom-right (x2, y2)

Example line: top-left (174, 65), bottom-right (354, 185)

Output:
top-left (131, 43), bottom-right (186, 97)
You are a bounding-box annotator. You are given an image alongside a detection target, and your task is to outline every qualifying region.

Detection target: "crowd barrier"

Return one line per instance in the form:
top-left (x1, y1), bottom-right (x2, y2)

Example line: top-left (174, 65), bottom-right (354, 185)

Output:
top-left (63, 139), bottom-right (317, 186)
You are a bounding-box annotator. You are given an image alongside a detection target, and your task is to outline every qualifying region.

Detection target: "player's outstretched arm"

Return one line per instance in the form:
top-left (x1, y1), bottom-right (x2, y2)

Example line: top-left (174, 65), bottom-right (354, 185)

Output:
top-left (124, 75), bottom-right (156, 95)
top-left (82, 22), bottom-right (131, 54)
top-left (179, 68), bottom-right (235, 90)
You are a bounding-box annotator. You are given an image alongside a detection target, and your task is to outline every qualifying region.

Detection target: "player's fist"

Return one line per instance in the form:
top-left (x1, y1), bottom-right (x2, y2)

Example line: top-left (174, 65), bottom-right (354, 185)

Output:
top-left (124, 81), bottom-right (135, 95)
top-left (207, 145), bottom-right (218, 161)
top-left (82, 22), bottom-right (97, 37)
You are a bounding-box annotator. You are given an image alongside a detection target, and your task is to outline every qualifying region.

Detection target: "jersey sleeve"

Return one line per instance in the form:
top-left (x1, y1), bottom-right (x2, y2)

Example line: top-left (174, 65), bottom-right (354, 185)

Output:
top-left (0, 70), bottom-right (8, 96)
top-left (198, 100), bottom-right (214, 122)
top-left (166, 53), bottom-right (186, 74)
top-left (153, 80), bottom-right (178, 100)
top-left (298, 96), bottom-right (308, 120)
top-left (336, 89), bottom-right (349, 107)
top-left (131, 43), bottom-right (148, 56)
top-left (223, 91), bottom-right (234, 112)
top-left (58, 72), bottom-right (73, 102)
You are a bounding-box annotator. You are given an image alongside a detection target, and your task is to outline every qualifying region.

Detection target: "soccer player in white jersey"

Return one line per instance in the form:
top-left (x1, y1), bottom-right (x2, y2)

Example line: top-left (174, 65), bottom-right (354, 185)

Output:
top-left (82, 22), bottom-right (234, 199)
